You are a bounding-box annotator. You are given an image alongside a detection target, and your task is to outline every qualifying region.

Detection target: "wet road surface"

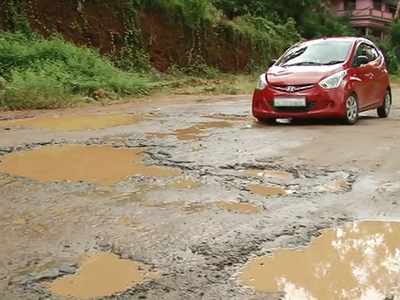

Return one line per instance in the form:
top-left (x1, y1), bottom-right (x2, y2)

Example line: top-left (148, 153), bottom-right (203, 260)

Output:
top-left (1, 90), bottom-right (400, 299)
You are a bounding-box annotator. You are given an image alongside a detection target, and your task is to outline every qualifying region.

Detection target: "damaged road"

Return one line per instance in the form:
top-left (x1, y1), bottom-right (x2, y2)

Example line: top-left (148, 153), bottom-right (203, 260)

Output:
top-left (1, 90), bottom-right (400, 299)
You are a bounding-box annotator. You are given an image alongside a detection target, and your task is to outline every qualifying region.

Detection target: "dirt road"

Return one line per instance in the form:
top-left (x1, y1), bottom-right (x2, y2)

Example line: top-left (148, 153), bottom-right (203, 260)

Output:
top-left (1, 88), bottom-right (400, 300)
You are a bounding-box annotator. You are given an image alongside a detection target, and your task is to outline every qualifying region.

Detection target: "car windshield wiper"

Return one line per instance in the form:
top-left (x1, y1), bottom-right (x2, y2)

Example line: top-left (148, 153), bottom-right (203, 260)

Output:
top-left (323, 60), bottom-right (345, 65)
top-left (282, 61), bottom-right (322, 67)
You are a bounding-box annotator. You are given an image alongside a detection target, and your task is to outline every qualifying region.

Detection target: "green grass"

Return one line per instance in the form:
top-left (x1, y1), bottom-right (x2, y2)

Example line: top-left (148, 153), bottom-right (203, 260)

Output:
top-left (0, 32), bottom-right (151, 109)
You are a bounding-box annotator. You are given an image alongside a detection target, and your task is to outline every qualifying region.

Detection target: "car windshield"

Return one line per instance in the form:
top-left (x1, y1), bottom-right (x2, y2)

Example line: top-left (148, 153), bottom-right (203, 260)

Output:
top-left (277, 40), bottom-right (353, 67)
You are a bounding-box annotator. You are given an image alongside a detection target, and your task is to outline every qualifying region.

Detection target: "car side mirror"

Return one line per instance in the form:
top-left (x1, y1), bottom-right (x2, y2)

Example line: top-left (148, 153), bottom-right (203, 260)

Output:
top-left (354, 55), bottom-right (369, 67)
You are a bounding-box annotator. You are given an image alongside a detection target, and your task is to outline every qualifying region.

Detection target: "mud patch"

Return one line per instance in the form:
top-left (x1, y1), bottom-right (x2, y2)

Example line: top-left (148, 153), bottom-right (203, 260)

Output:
top-left (47, 252), bottom-right (156, 299)
top-left (0, 113), bottom-right (141, 131)
top-left (0, 145), bottom-right (181, 184)
top-left (168, 178), bottom-right (201, 189)
top-left (216, 201), bottom-right (261, 214)
top-left (248, 184), bottom-right (287, 197)
top-left (239, 221), bottom-right (400, 300)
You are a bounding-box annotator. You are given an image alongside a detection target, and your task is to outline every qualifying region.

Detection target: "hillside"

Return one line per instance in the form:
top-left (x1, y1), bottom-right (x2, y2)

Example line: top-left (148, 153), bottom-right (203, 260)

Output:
top-left (0, 0), bottom-right (353, 109)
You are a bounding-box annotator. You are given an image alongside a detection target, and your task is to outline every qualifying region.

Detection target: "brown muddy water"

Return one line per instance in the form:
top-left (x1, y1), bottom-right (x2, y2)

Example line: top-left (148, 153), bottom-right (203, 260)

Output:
top-left (175, 121), bottom-right (233, 140)
top-left (216, 201), bottom-right (261, 214)
top-left (239, 221), bottom-right (400, 300)
top-left (146, 121), bottom-right (233, 141)
top-left (47, 252), bottom-right (157, 299)
top-left (248, 184), bottom-right (287, 197)
top-left (0, 145), bottom-right (181, 184)
top-left (0, 113), bottom-right (140, 131)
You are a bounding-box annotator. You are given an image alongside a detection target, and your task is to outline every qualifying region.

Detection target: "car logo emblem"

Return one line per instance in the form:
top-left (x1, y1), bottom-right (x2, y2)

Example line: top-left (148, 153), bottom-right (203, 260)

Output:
top-left (287, 86), bottom-right (296, 93)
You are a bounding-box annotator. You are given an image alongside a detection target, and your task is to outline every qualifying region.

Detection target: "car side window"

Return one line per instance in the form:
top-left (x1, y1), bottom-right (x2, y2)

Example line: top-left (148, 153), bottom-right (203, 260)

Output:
top-left (354, 43), bottom-right (379, 64)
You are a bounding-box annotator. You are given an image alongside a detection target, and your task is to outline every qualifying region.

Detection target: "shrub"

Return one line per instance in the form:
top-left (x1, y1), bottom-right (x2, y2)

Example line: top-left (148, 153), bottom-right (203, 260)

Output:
top-left (0, 32), bottom-right (151, 109)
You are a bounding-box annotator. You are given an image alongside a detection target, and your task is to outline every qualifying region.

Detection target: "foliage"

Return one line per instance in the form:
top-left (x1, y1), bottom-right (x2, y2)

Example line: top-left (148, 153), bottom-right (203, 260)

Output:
top-left (226, 16), bottom-right (300, 68)
top-left (139, 0), bottom-right (220, 27)
top-left (3, 0), bottom-right (32, 35)
top-left (0, 32), bottom-right (151, 109)
top-left (211, 0), bottom-right (353, 38)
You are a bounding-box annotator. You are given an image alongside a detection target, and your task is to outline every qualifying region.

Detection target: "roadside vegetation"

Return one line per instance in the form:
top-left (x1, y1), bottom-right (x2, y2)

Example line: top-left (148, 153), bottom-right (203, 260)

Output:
top-left (0, 0), bottom-right (381, 110)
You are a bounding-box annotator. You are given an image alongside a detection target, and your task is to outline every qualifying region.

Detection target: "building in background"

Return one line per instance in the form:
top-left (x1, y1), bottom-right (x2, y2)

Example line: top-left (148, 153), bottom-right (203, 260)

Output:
top-left (331, 0), bottom-right (396, 38)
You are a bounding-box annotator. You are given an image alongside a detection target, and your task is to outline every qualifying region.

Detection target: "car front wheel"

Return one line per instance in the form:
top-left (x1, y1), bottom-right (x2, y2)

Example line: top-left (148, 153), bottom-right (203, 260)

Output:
top-left (377, 90), bottom-right (391, 118)
top-left (343, 94), bottom-right (359, 125)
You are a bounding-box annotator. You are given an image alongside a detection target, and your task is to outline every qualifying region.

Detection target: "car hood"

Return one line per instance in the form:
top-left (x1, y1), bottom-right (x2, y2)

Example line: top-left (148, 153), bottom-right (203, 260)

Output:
top-left (267, 65), bottom-right (344, 85)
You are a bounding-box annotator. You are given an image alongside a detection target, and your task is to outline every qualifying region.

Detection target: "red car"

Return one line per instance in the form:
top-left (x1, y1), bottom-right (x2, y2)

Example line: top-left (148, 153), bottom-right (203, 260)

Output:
top-left (252, 37), bottom-right (392, 125)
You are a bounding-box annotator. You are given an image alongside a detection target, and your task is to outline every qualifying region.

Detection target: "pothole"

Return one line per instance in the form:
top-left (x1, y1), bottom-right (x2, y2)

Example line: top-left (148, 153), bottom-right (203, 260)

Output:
top-left (239, 220), bottom-right (400, 300)
top-left (46, 252), bottom-right (157, 299)
top-left (146, 121), bottom-right (233, 141)
top-left (167, 178), bottom-right (202, 189)
top-left (0, 113), bottom-right (142, 131)
top-left (215, 201), bottom-right (261, 214)
top-left (175, 121), bottom-right (233, 140)
top-left (0, 145), bottom-right (182, 184)
top-left (248, 184), bottom-right (288, 197)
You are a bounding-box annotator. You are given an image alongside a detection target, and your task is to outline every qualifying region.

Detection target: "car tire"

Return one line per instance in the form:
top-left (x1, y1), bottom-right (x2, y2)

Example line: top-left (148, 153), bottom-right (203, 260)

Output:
top-left (343, 94), bottom-right (359, 125)
top-left (377, 90), bottom-right (391, 118)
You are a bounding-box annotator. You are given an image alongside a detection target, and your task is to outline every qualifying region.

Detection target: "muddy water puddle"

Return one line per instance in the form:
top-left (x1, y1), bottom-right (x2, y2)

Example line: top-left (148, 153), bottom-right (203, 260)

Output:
top-left (0, 113), bottom-right (141, 131)
top-left (146, 120), bottom-right (233, 140)
top-left (248, 184), bottom-right (287, 197)
top-left (239, 221), bottom-right (400, 300)
top-left (216, 201), bottom-right (261, 214)
top-left (47, 252), bottom-right (157, 299)
top-left (175, 121), bottom-right (233, 140)
top-left (0, 145), bottom-right (181, 184)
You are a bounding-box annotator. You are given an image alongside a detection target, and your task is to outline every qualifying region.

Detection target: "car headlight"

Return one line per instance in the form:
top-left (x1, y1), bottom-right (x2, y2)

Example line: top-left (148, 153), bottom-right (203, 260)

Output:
top-left (319, 70), bottom-right (347, 89)
top-left (256, 73), bottom-right (268, 90)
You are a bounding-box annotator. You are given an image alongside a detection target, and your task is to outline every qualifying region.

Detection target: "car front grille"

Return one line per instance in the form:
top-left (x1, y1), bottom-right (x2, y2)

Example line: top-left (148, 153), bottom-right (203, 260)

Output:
top-left (270, 84), bottom-right (315, 93)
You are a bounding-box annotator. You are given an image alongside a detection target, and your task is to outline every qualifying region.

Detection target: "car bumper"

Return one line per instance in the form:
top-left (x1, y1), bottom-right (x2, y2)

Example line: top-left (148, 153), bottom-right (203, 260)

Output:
top-left (252, 85), bottom-right (348, 119)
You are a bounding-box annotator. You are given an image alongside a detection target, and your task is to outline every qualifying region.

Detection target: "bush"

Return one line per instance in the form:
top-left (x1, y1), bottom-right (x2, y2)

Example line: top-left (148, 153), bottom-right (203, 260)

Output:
top-left (0, 32), bottom-right (151, 109)
top-left (227, 16), bottom-right (300, 69)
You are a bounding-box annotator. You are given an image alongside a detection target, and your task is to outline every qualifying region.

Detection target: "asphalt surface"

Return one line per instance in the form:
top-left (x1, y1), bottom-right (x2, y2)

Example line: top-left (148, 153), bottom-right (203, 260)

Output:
top-left (1, 88), bottom-right (400, 299)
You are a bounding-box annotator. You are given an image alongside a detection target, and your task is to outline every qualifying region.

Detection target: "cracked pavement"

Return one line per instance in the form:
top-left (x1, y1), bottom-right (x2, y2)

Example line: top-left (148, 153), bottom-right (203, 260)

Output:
top-left (1, 90), bottom-right (400, 299)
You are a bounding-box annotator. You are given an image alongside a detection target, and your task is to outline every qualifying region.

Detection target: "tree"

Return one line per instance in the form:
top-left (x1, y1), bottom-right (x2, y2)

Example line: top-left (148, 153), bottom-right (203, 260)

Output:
top-left (395, 0), bottom-right (400, 20)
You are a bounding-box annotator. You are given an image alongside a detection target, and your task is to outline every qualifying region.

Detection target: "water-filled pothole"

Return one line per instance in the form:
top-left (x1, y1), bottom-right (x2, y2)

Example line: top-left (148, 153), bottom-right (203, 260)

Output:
top-left (175, 121), bottom-right (233, 140)
top-left (47, 252), bottom-right (157, 299)
top-left (146, 121), bottom-right (233, 141)
top-left (248, 184), bottom-right (287, 197)
top-left (0, 145), bottom-right (181, 184)
top-left (0, 113), bottom-right (141, 131)
top-left (216, 201), bottom-right (261, 214)
top-left (239, 221), bottom-right (400, 300)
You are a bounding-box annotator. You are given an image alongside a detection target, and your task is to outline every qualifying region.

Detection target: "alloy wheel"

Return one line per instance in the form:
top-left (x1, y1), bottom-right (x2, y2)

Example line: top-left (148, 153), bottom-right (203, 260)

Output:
top-left (346, 95), bottom-right (358, 123)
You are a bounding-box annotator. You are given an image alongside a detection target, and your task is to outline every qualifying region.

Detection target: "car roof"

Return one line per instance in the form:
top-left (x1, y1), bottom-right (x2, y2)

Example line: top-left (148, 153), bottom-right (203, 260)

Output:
top-left (304, 36), bottom-right (373, 45)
